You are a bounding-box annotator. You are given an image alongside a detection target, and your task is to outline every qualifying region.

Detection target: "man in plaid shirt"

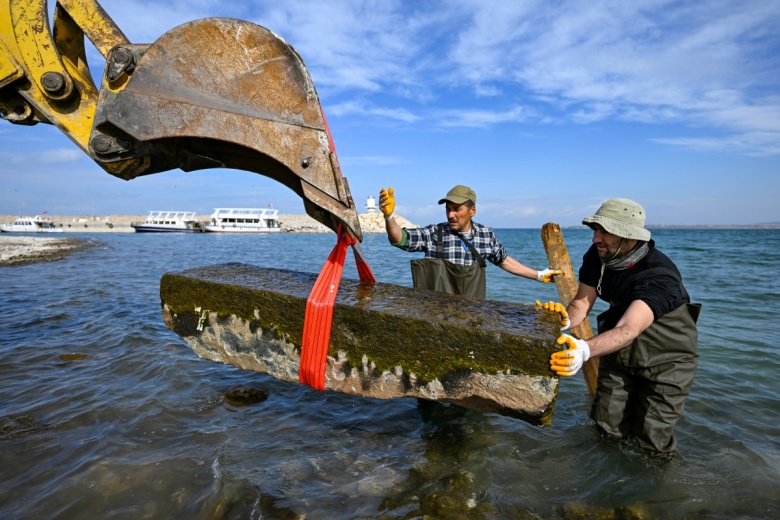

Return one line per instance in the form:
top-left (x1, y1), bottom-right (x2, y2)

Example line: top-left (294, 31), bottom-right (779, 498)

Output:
top-left (379, 184), bottom-right (559, 297)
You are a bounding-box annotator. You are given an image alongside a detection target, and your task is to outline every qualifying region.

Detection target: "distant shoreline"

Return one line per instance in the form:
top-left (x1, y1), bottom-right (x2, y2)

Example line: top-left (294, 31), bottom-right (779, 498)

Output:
top-left (0, 213), bottom-right (417, 235)
top-left (561, 224), bottom-right (780, 230)
top-left (2, 215), bottom-right (778, 232)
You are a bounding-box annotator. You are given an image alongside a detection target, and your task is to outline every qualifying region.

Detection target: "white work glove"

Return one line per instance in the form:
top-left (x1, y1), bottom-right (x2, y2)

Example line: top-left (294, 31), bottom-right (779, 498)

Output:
top-left (550, 334), bottom-right (590, 377)
top-left (536, 300), bottom-right (570, 330)
top-left (536, 268), bottom-right (562, 283)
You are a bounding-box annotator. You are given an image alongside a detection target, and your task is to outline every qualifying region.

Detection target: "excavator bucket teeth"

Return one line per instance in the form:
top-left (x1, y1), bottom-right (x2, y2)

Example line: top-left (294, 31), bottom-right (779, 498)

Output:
top-left (91, 18), bottom-right (361, 240)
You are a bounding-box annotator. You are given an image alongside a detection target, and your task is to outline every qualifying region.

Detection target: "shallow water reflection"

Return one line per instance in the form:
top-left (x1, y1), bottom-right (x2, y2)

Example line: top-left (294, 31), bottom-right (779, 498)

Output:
top-left (1, 230), bottom-right (778, 519)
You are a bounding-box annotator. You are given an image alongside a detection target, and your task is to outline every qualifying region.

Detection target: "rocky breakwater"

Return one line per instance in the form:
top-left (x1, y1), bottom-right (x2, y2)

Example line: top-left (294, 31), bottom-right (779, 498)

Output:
top-left (0, 213), bottom-right (416, 234)
top-left (0, 236), bottom-right (98, 266)
top-left (160, 264), bottom-right (562, 424)
top-left (279, 212), bottom-right (417, 233)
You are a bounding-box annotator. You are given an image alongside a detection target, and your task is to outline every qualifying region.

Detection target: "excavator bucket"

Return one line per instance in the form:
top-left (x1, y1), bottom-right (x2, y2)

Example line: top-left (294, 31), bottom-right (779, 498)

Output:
top-left (0, 0), bottom-right (361, 239)
top-left (90, 18), bottom-right (361, 239)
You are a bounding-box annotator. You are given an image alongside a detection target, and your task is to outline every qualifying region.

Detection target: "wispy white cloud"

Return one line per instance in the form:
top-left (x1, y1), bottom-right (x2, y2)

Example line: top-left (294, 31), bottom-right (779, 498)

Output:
top-left (435, 106), bottom-right (531, 128)
top-left (329, 98), bottom-right (532, 129)
top-left (0, 151), bottom-right (24, 165)
top-left (652, 132), bottom-right (780, 157)
top-left (341, 156), bottom-right (407, 167)
top-left (327, 101), bottom-right (420, 123)
top-left (40, 149), bottom-right (83, 164)
top-left (444, 1), bottom-right (780, 152)
top-left (254, 1), bottom-right (442, 97)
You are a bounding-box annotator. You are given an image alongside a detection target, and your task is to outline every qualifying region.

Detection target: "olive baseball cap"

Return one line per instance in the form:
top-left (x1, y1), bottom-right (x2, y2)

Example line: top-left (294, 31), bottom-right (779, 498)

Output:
top-left (582, 198), bottom-right (651, 241)
top-left (438, 185), bottom-right (476, 205)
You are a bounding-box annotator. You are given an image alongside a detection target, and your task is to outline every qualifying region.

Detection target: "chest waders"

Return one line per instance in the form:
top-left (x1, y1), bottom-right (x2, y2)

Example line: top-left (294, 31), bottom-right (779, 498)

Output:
top-left (591, 268), bottom-right (702, 455)
top-left (410, 225), bottom-right (487, 298)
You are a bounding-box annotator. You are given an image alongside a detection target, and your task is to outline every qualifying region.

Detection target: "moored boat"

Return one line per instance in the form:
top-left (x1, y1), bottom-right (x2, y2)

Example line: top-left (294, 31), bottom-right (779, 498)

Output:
top-left (202, 208), bottom-right (281, 233)
top-left (0, 215), bottom-right (63, 233)
top-left (131, 211), bottom-right (203, 233)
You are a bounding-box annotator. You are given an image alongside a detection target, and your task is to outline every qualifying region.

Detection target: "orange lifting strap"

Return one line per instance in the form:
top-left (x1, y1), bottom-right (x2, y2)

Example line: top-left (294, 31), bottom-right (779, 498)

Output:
top-left (299, 110), bottom-right (376, 390)
top-left (299, 226), bottom-right (376, 390)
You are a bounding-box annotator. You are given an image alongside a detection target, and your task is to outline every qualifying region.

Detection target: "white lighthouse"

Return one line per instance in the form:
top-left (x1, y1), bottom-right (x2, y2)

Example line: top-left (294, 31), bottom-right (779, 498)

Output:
top-left (365, 195), bottom-right (377, 213)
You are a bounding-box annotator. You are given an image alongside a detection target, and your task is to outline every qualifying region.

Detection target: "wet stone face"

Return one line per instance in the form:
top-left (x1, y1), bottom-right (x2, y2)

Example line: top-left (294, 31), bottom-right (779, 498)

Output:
top-left (160, 263), bottom-right (562, 425)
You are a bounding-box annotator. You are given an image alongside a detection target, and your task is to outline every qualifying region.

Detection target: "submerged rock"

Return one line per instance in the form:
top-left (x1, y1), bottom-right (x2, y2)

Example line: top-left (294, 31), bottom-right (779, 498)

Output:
top-left (160, 263), bottom-right (561, 425)
top-left (222, 386), bottom-right (269, 406)
top-left (0, 414), bottom-right (45, 439)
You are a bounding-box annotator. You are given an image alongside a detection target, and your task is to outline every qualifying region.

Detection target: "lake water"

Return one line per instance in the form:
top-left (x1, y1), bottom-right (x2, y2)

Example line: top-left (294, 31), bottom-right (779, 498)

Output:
top-left (1, 228), bottom-right (778, 519)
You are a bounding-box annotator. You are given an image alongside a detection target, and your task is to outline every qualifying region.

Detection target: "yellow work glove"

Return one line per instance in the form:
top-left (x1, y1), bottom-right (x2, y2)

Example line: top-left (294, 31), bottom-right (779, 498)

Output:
top-left (536, 300), bottom-right (570, 330)
top-left (550, 334), bottom-right (590, 377)
top-left (536, 268), bottom-right (562, 283)
top-left (379, 187), bottom-right (395, 220)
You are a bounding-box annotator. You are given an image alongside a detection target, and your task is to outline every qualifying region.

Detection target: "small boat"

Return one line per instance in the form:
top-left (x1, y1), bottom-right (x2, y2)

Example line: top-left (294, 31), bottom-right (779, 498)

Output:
top-left (0, 215), bottom-right (63, 233)
top-left (131, 211), bottom-right (203, 233)
top-left (202, 208), bottom-right (281, 233)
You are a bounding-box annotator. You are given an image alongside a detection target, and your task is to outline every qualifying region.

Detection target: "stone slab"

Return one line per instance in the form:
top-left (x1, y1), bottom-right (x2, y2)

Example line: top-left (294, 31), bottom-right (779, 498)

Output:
top-left (160, 263), bottom-right (561, 425)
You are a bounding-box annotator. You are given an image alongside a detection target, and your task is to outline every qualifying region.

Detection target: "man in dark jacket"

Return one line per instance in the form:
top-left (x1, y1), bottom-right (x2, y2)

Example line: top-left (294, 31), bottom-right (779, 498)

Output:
top-left (547, 198), bottom-right (700, 456)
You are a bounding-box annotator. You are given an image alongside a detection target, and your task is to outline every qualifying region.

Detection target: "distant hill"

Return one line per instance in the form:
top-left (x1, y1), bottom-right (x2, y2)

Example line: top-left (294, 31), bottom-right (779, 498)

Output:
top-left (647, 224), bottom-right (780, 229)
top-left (563, 223), bottom-right (780, 230)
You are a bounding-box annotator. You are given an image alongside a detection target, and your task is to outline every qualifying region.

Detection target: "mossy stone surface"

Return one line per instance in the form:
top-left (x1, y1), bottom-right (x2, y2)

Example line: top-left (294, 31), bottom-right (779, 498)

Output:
top-left (161, 263), bottom-right (560, 383)
top-left (161, 263), bottom-right (561, 424)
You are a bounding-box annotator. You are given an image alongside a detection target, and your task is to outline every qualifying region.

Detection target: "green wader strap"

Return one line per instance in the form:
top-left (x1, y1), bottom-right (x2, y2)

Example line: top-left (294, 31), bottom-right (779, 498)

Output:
top-left (410, 225), bottom-right (486, 297)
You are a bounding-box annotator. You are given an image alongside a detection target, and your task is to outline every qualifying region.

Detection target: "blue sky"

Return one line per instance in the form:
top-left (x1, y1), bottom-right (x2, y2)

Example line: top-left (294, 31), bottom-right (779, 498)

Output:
top-left (2, 0), bottom-right (779, 227)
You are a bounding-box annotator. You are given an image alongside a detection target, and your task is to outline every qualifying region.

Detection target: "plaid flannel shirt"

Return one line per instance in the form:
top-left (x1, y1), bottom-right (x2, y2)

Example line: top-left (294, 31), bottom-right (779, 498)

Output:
top-left (397, 222), bottom-right (508, 267)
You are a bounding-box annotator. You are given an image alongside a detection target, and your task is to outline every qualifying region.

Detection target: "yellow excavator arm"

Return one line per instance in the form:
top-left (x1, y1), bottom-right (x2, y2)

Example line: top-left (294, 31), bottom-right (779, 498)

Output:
top-left (0, 0), bottom-right (362, 239)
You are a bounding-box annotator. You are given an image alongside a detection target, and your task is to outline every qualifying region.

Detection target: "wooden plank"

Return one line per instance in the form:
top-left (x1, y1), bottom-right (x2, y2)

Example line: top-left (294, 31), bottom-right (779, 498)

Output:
top-left (541, 223), bottom-right (599, 396)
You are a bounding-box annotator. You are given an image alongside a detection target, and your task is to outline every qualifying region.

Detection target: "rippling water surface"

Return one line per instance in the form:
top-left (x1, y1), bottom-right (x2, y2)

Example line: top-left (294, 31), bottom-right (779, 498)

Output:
top-left (1, 229), bottom-right (778, 519)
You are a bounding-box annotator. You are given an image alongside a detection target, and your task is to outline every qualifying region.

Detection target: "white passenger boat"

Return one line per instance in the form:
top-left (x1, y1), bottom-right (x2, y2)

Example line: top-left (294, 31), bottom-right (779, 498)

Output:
top-left (202, 208), bottom-right (281, 233)
top-left (131, 211), bottom-right (203, 232)
top-left (0, 215), bottom-right (63, 233)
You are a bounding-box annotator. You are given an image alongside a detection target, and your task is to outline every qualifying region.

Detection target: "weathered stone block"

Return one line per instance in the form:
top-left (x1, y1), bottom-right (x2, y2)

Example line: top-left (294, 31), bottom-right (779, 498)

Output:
top-left (160, 263), bottom-right (561, 425)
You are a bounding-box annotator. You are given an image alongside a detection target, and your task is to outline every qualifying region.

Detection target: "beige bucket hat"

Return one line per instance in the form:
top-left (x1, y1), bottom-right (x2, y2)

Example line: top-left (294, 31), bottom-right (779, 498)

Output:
top-left (582, 198), bottom-right (651, 241)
